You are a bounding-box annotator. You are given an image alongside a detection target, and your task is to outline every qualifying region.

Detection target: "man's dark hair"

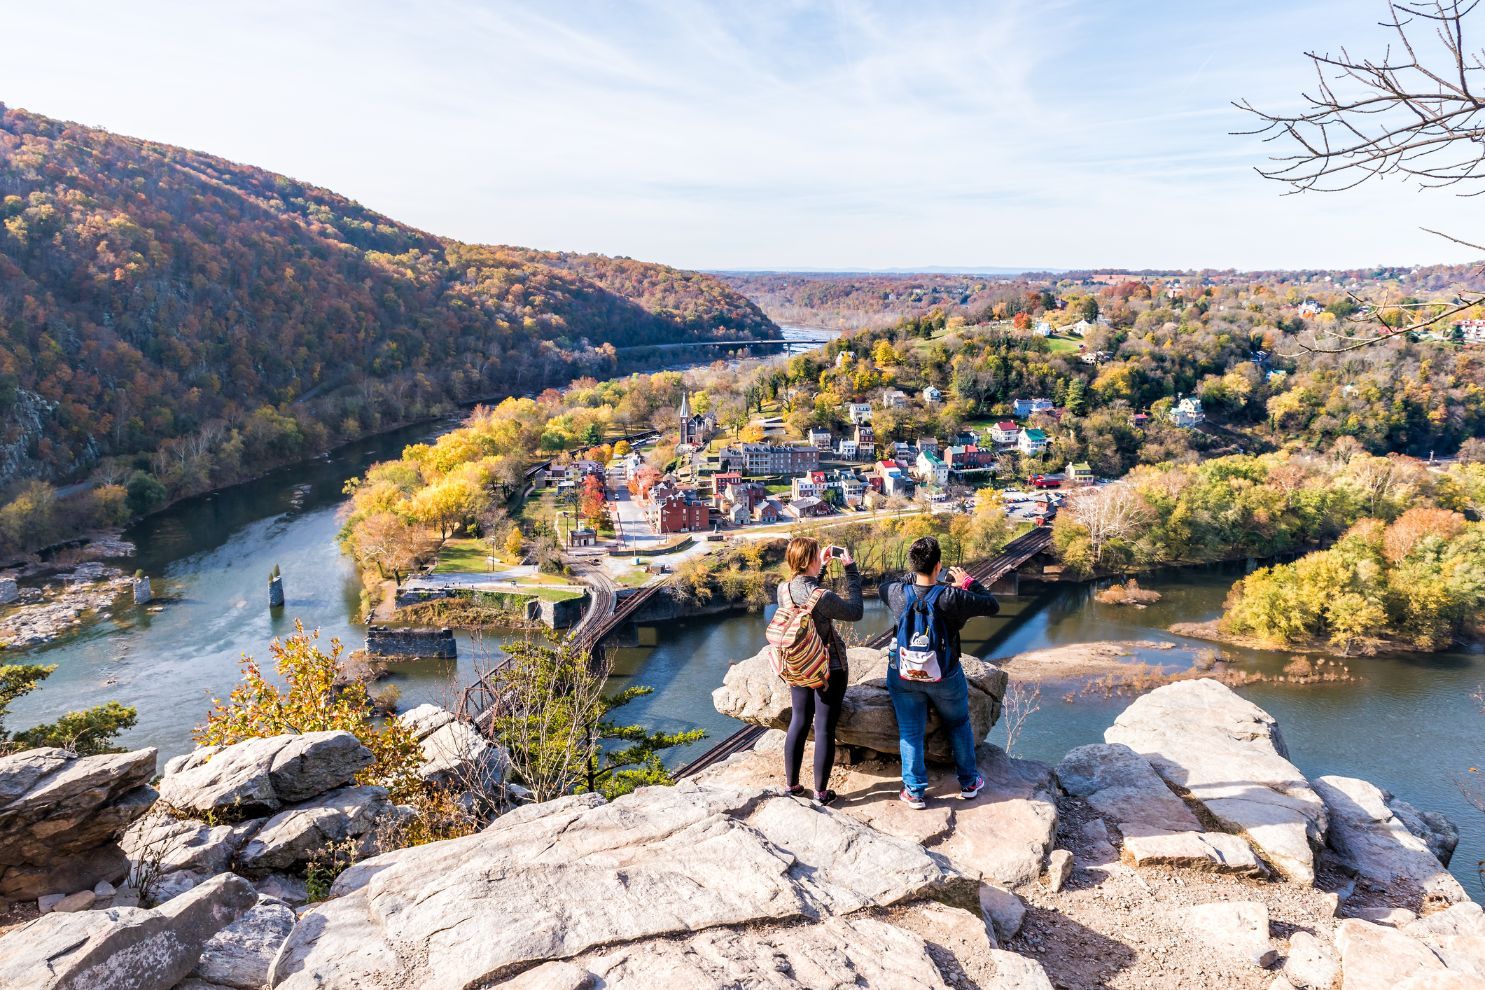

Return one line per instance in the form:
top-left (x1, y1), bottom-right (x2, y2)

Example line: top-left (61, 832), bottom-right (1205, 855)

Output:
top-left (908, 536), bottom-right (941, 575)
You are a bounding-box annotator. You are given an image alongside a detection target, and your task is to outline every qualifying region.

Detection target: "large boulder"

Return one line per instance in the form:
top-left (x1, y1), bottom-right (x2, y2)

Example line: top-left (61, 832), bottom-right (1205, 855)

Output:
top-left (1055, 743), bottom-right (1263, 875)
top-left (0, 746), bottom-right (157, 899)
top-left (157, 731), bottom-right (374, 816)
top-left (1313, 774), bottom-right (1467, 912)
top-left (235, 785), bottom-right (397, 875)
top-left (1104, 679), bottom-right (1327, 883)
top-left (713, 645), bottom-right (1007, 763)
top-left (190, 894), bottom-right (297, 989)
top-left (122, 813), bottom-right (260, 878)
top-left (0, 872), bottom-right (257, 990)
top-left (397, 703), bottom-right (510, 794)
top-left (269, 781), bottom-right (981, 989)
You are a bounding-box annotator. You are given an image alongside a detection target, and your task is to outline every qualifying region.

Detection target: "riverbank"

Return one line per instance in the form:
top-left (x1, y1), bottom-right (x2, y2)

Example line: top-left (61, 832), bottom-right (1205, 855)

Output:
top-left (1170, 618), bottom-right (1435, 658)
top-left (0, 563), bottom-right (136, 650)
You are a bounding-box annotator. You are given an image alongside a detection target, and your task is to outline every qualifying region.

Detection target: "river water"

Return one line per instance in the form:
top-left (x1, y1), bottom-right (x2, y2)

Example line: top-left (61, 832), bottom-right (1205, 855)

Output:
top-left (6, 340), bottom-right (1482, 897)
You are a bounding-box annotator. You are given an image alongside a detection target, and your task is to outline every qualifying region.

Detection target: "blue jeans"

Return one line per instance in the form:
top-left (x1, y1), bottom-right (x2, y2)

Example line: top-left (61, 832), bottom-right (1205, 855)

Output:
top-left (887, 664), bottom-right (979, 796)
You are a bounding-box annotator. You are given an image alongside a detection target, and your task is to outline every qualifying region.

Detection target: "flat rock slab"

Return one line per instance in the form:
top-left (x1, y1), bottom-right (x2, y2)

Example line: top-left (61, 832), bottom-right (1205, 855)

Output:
top-left (158, 731), bottom-right (373, 816)
top-left (1056, 742), bottom-right (1264, 876)
top-left (1284, 930), bottom-right (1338, 990)
top-left (714, 645), bottom-right (1007, 764)
top-left (236, 784), bottom-right (394, 875)
top-left (0, 872), bottom-right (257, 990)
top-left (269, 782), bottom-right (976, 990)
top-left (1313, 774), bottom-right (1467, 912)
top-left (1105, 678), bottom-right (1326, 883)
top-left (1335, 918), bottom-right (1447, 990)
top-left (697, 738), bottom-right (1058, 890)
top-left (1182, 901), bottom-right (1277, 968)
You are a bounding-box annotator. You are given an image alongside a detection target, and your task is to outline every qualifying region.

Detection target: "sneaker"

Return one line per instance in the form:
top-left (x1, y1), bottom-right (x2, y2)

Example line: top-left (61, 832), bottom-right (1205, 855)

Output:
top-left (960, 774), bottom-right (986, 800)
top-left (814, 789), bottom-right (838, 807)
top-left (898, 788), bottom-right (927, 810)
top-left (784, 784), bottom-right (805, 797)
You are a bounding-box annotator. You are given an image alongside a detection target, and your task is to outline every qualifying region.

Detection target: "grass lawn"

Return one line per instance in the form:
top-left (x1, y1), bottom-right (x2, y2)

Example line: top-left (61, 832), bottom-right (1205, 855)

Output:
top-left (1045, 335), bottom-right (1081, 354)
top-left (432, 538), bottom-right (500, 574)
top-left (614, 568), bottom-right (653, 588)
top-left (529, 587), bottom-right (586, 603)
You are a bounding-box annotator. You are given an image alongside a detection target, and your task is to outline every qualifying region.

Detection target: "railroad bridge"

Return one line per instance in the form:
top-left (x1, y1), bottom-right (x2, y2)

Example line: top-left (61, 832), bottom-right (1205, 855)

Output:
top-left (456, 526), bottom-right (1054, 753)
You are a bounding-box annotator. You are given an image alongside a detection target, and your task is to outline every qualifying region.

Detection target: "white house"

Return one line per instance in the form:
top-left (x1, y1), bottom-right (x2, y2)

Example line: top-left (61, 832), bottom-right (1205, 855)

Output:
top-left (1169, 396), bottom-right (1205, 428)
top-left (1011, 398), bottom-right (1054, 418)
top-left (1066, 319), bottom-right (1094, 337)
top-left (1458, 319), bottom-right (1485, 344)
top-left (836, 351), bottom-right (852, 368)
top-left (1017, 428), bottom-right (1050, 455)
top-left (846, 402), bottom-right (873, 424)
top-left (808, 428), bottom-right (833, 450)
top-left (1033, 320), bottom-right (1053, 337)
top-left (921, 386), bottom-right (943, 404)
top-left (879, 389), bottom-right (909, 409)
top-left (792, 475), bottom-right (825, 500)
top-left (989, 421), bottom-right (1020, 446)
top-left (837, 438), bottom-right (861, 459)
top-left (914, 450), bottom-right (948, 488)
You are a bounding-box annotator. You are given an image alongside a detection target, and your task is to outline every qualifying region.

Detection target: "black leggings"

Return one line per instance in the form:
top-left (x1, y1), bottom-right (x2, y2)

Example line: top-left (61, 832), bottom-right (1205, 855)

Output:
top-left (784, 668), bottom-right (849, 792)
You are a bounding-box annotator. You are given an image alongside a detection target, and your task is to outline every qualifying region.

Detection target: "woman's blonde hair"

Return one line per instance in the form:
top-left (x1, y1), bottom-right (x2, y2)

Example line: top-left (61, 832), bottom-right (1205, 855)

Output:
top-left (785, 536), bottom-right (820, 577)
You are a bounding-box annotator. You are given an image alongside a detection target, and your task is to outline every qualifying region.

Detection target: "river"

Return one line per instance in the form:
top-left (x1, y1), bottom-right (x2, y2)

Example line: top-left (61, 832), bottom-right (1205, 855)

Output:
top-left (5, 334), bottom-right (1482, 897)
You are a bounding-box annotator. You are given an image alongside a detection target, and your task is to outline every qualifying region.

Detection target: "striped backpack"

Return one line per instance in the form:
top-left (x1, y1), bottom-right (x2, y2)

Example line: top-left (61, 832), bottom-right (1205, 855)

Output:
top-left (765, 584), bottom-right (831, 689)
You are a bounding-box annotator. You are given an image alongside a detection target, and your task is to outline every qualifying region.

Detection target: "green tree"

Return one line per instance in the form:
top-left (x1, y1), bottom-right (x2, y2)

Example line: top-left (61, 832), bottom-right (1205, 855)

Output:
top-left (1, 663), bottom-right (137, 756)
top-left (491, 637), bottom-right (704, 801)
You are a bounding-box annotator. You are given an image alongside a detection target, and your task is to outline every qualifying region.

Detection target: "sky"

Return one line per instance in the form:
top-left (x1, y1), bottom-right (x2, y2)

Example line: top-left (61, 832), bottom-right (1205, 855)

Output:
top-left (2, 0), bottom-right (1480, 271)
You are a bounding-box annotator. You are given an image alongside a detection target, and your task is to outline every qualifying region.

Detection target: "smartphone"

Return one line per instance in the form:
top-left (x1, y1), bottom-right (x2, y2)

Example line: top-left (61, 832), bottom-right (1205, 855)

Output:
top-left (827, 545), bottom-right (844, 559)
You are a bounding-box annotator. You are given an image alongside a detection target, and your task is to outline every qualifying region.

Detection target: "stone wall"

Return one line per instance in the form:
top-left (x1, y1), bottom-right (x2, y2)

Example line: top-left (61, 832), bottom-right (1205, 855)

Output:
top-left (0, 576), bottom-right (16, 605)
top-left (528, 595), bottom-right (587, 629)
top-left (365, 625), bottom-right (457, 659)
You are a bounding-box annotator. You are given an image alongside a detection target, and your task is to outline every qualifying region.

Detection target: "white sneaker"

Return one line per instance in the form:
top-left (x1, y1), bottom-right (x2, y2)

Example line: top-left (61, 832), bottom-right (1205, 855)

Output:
top-left (898, 788), bottom-right (927, 810)
top-left (960, 774), bottom-right (985, 800)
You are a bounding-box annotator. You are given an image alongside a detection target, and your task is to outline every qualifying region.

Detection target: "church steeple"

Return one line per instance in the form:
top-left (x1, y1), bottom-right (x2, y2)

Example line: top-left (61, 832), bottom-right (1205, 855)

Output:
top-left (679, 391), bottom-right (691, 422)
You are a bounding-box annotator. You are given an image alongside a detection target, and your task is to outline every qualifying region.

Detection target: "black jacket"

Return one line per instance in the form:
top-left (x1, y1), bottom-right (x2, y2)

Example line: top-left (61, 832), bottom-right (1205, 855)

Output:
top-left (882, 574), bottom-right (999, 676)
top-left (780, 563), bottom-right (863, 673)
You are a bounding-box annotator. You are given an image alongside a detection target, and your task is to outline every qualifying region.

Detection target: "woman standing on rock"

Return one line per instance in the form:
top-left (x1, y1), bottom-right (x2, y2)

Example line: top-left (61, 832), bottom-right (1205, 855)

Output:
top-left (777, 535), bottom-right (862, 806)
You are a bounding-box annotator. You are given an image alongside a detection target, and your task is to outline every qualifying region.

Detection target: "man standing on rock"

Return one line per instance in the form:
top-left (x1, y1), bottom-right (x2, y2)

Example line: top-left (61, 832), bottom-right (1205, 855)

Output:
top-left (882, 536), bottom-right (999, 808)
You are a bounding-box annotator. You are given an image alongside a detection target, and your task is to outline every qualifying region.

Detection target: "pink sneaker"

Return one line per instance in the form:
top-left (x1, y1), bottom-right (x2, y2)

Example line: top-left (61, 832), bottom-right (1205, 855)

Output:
top-left (960, 774), bottom-right (985, 800)
top-left (899, 788), bottom-right (926, 810)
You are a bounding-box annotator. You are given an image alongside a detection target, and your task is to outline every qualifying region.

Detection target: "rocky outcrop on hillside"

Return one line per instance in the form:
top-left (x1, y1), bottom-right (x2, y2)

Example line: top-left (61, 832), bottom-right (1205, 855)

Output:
top-left (1, 678), bottom-right (1476, 989)
top-left (397, 703), bottom-right (510, 795)
top-left (128, 730), bottom-right (398, 901)
top-left (0, 745), bottom-right (156, 899)
top-left (0, 872), bottom-right (259, 990)
top-left (267, 780), bottom-right (1035, 990)
top-left (713, 645), bottom-right (1007, 763)
top-left (1105, 678), bottom-right (1329, 884)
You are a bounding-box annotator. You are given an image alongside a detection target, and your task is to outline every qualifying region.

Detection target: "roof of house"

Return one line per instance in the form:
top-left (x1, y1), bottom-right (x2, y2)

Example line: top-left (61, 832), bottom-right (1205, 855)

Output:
top-left (1021, 428), bottom-right (1048, 441)
top-left (1070, 462), bottom-right (1092, 472)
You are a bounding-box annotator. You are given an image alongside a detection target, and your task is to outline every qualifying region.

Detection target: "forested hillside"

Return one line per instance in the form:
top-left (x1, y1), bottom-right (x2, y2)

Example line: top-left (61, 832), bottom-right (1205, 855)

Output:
top-left (0, 104), bottom-right (774, 554)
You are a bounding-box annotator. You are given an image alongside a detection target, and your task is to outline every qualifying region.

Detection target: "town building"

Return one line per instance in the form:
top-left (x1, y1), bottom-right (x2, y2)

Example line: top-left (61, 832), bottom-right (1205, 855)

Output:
top-left (889, 441), bottom-right (914, 461)
top-left (916, 436), bottom-right (939, 455)
top-left (1297, 300), bottom-right (1323, 318)
top-left (989, 421), bottom-right (1020, 446)
top-left (648, 490), bottom-right (710, 533)
top-left (879, 389), bottom-right (908, 409)
top-left (1033, 320), bottom-right (1053, 337)
top-left (808, 428), bottom-right (833, 450)
top-left (921, 386), bottom-right (943, 404)
top-left (1068, 462), bottom-right (1095, 484)
top-left (854, 423), bottom-right (875, 449)
top-left (752, 499), bottom-right (782, 523)
top-left (1066, 319), bottom-right (1094, 337)
top-left (1169, 396), bottom-right (1205, 428)
top-left (944, 444), bottom-right (995, 472)
top-left (786, 496), bottom-right (833, 519)
top-left (914, 450), bottom-right (948, 488)
top-left (677, 393), bottom-right (713, 449)
top-left (792, 471), bottom-right (827, 500)
top-left (709, 470), bottom-right (743, 503)
top-left (725, 502), bottom-right (752, 526)
top-left (846, 402), bottom-right (873, 424)
top-left (1011, 398), bottom-right (1054, 418)
top-left (875, 460), bottom-right (915, 497)
top-left (720, 443), bottom-right (821, 475)
top-left (837, 437), bottom-right (861, 459)
top-left (1017, 428), bottom-right (1050, 456)
top-left (1458, 319), bottom-right (1485, 344)
top-left (568, 527), bottom-right (597, 548)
